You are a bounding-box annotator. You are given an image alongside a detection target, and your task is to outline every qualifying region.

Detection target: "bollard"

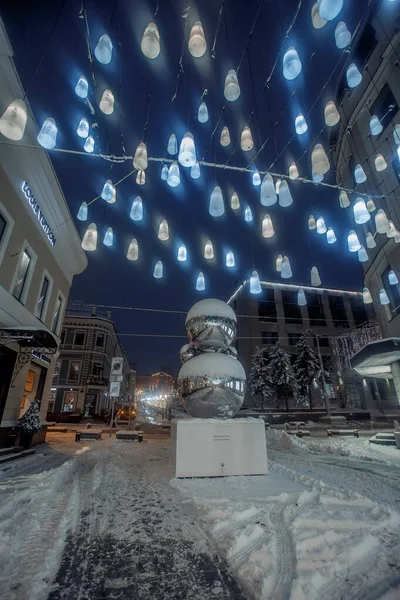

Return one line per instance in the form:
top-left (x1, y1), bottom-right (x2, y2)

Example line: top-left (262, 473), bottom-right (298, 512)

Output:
top-left (297, 431), bottom-right (303, 438)
top-left (138, 430), bottom-right (144, 443)
top-left (75, 431), bottom-right (81, 443)
top-left (354, 430), bottom-right (359, 438)
top-left (327, 430), bottom-right (332, 437)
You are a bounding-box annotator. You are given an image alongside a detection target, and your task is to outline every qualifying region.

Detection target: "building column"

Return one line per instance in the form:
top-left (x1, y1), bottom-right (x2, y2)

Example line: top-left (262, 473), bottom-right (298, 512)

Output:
top-left (390, 361), bottom-right (400, 407)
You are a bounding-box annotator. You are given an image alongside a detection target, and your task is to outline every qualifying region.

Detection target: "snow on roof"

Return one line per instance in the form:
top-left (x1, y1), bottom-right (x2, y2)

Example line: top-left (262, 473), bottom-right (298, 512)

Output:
top-left (178, 353), bottom-right (245, 381)
top-left (186, 299), bottom-right (237, 324)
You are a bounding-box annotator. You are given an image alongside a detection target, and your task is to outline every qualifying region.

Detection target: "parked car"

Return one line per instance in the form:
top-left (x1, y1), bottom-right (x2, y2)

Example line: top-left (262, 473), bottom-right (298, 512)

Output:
top-left (116, 405), bottom-right (137, 421)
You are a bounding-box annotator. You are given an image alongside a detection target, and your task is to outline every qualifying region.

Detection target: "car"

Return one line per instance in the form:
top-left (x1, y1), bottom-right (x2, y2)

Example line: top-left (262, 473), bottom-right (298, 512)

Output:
top-left (116, 405), bottom-right (137, 421)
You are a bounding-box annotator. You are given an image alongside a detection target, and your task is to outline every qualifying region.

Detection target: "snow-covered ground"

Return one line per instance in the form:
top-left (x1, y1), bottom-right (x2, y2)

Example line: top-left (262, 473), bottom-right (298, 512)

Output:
top-left (0, 429), bottom-right (399, 599)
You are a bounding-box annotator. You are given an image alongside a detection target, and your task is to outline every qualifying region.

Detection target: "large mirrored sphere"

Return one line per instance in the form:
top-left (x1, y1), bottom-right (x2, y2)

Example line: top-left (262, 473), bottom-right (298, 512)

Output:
top-left (178, 353), bottom-right (246, 419)
top-left (180, 344), bottom-right (197, 364)
top-left (185, 299), bottom-right (237, 350)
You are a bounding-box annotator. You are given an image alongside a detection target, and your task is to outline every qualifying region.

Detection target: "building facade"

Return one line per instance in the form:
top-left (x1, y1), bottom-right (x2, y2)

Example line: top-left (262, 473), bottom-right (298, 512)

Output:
top-left (51, 308), bottom-right (130, 417)
top-left (0, 20), bottom-right (87, 445)
top-left (331, 1), bottom-right (400, 409)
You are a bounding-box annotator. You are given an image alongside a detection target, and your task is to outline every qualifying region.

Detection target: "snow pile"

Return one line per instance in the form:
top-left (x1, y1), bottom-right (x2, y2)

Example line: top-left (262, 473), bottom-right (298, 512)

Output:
top-left (266, 428), bottom-right (298, 450)
top-left (178, 352), bottom-right (246, 381)
top-left (186, 298), bottom-right (237, 323)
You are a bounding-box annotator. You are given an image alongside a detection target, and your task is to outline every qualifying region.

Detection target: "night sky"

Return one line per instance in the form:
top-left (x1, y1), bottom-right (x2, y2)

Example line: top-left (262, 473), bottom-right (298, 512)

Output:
top-left (2, 0), bottom-right (369, 373)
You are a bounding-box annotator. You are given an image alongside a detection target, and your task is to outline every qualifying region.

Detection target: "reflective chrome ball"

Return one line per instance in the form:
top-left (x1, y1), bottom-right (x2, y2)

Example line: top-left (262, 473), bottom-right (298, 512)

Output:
top-left (178, 353), bottom-right (246, 419)
top-left (185, 299), bottom-right (237, 350)
top-left (180, 344), bottom-right (197, 364)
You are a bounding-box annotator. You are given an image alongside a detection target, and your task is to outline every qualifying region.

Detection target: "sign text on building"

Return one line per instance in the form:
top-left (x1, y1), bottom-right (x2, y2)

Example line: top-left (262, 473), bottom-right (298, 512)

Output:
top-left (22, 181), bottom-right (56, 246)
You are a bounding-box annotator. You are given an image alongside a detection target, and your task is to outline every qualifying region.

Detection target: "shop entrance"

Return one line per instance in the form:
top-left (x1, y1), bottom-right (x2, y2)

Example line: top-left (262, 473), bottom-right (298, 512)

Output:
top-left (19, 362), bottom-right (47, 418)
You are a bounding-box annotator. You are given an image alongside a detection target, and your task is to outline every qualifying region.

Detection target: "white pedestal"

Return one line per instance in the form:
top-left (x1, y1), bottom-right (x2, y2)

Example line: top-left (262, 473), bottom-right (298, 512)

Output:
top-left (172, 418), bottom-right (268, 478)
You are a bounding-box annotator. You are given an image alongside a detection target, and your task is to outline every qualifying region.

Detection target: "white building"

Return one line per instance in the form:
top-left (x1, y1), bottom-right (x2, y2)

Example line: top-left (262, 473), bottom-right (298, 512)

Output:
top-left (0, 19), bottom-right (87, 446)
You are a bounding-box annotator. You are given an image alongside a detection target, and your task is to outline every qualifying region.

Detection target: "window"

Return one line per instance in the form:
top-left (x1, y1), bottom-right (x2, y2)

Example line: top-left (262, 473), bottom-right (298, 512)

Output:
top-left (353, 21), bottom-right (377, 69)
top-left (51, 295), bottom-right (63, 334)
top-left (329, 296), bottom-right (349, 328)
top-left (350, 296), bottom-right (369, 326)
top-left (68, 361), bottom-right (81, 381)
top-left (60, 330), bottom-right (66, 344)
top-left (258, 289), bottom-right (277, 321)
top-left (382, 266), bottom-right (400, 318)
top-left (282, 291), bottom-right (302, 325)
top-left (74, 331), bottom-right (86, 346)
top-left (96, 333), bottom-right (105, 348)
top-left (92, 363), bottom-right (103, 376)
top-left (261, 331), bottom-right (278, 345)
top-left (0, 213), bottom-right (6, 245)
top-left (288, 333), bottom-right (301, 346)
top-left (392, 154), bottom-right (400, 185)
top-left (12, 250), bottom-right (31, 301)
top-left (53, 361), bottom-right (61, 382)
top-left (36, 276), bottom-right (50, 320)
top-left (307, 294), bottom-right (326, 326)
top-left (370, 84), bottom-right (398, 131)
top-left (315, 336), bottom-right (330, 348)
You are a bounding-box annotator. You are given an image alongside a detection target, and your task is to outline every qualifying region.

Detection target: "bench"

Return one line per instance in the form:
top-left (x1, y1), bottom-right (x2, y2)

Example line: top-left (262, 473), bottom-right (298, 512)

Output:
top-left (327, 429), bottom-right (359, 438)
top-left (76, 429), bottom-right (102, 441)
top-left (115, 430), bottom-right (144, 442)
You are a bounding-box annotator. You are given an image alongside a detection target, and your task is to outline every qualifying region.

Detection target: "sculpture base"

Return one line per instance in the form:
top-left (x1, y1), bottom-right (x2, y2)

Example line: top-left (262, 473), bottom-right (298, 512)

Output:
top-left (172, 418), bottom-right (268, 478)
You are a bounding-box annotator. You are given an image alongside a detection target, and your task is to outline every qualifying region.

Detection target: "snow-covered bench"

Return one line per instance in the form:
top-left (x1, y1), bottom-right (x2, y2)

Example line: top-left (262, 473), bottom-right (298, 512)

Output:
top-left (116, 430), bottom-right (143, 442)
top-left (76, 429), bottom-right (102, 441)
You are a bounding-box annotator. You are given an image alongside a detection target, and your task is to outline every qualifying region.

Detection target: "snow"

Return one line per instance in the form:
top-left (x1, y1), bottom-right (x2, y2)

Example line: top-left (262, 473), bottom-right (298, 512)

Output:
top-left (178, 352), bottom-right (246, 381)
top-left (185, 298), bottom-right (237, 323)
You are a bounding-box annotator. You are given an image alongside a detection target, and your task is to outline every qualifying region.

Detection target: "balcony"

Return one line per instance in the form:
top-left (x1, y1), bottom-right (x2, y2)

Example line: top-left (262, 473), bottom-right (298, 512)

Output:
top-left (86, 375), bottom-right (109, 387)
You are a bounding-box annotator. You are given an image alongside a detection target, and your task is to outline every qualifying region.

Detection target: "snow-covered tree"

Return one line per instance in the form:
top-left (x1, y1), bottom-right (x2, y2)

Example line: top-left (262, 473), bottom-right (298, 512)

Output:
top-left (249, 346), bottom-right (272, 410)
top-left (268, 342), bottom-right (297, 412)
top-left (294, 332), bottom-right (319, 409)
top-left (20, 399), bottom-right (42, 434)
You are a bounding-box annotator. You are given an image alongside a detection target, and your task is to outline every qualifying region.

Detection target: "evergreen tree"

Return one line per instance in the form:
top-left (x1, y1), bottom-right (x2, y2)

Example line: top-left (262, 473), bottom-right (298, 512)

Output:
top-left (294, 332), bottom-right (319, 409)
top-left (249, 346), bottom-right (272, 410)
top-left (268, 342), bottom-right (297, 412)
top-left (20, 399), bottom-right (42, 434)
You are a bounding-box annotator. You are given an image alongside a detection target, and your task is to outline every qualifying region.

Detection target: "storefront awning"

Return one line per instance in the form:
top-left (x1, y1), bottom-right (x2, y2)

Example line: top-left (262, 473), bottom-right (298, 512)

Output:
top-left (350, 338), bottom-right (400, 379)
top-left (0, 327), bottom-right (58, 351)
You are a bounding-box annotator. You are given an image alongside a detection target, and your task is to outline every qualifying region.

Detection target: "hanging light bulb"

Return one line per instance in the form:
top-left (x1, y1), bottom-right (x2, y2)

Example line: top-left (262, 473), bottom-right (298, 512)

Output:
top-left (191, 162), bottom-right (201, 179)
top-left (348, 230), bottom-right (361, 252)
top-left (275, 179), bottom-right (282, 195)
top-left (324, 101), bottom-right (340, 126)
top-left (379, 289), bottom-right (390, 305)
top-left (276, 255), bottom-right (283, 272)
top-left (370, 115), bottom-right (383, 136)
top-left (375, 154), bottom-right (387, 172)
top-left (335, 21), bottom-right (351, 48)
top-left (196, 272), bottom-right (206, 291)
top-left (327, 227), bottom-right (337, 244)
top-left (101, 179), bottom-right (115, 201)
top-left (339, 190), bottom-right (350, 208)
top-left (133, 142), bottom-right (148, 170)
top-left (153, 260), bottom-right (163, 279)
top-left (283, 46), bottom-right (302, 80)
top-left (99, 89), bottom-right (114, 115)
top-left (75, 75), bottom-right (88, 99)
top-left (387, 220), bottom-right (397, 238)
top-left (231, 192), bottom-right (240, 210)
top-left (209, 186), bottom-right (225, 217)
top-left (353, 198), bottom-right (370, 224)
top-left (220, 126), bottom-right (231, 146)
top-left (103, 227), bottom-right (113, 247)
top-left (366, 232), bottom-right (376, 249)
top-left (252, 171), bottom-right (261, 186)
top-left (81, 223), bottom-right (97, 251)
top-left (312, 171), bottom-right (324, 183)
top-left (375, 209), bottom-right (390, 233)
top-left (278, 181), bottom-right (293, 207)
top-left (312, 144), bottom-right (330, 175)
top-left (318, 0), bottom-right (343, 21)
top-left (262, 214), bottom-right (275, 238)
top-left (167, 133), bottom-right (178, 155)
top-left (346, 63), bottom-right (362, 88)
top-left (250, 271), bottom-right (262, 294)
top-left (226, 251), bottom-right (235, 268)
top-left (84, 136), bottom-right (95, 153)
top-left (0, 99), bottom-right (27, 141)
top-left (141, 23), bottom-right (160, 59)
top-left (316, 216), bottom-right (327, 234)
top-left (188, 21), bottom-right (207, 57)
top-left (107, 186), bottom-right (117, 205)
top-left (354, 164), bottom-right (367, 184)
top-left (158, 219), bottom-right (169, 241)
top-left (178, 132), bottom-right (196, 167)
top-left (198, 102), bottom-right (209, 123)
top-left (94, 34), bottom-right (113, 64)
top-left (297, 288), bottom-right (307, 306)
top-left (281, 257), bottom-right (293, 279)
top-left (394, 124), bottom-right (400, 145)
top-left (309, 215), bottom-right (317, 230)
top-left (224, 69), bottom-right (240, 101)
top-left (260, 173), bottom-right (277, 206)
top-left (177, 244), bottom-right (187, 262)
top-left (362, 287), bottom-right (373, 304)
top-left (240, 126), bottom-right (254, 151)
top-left (77, 117), bottom-right (89, 138)
top-left (311, 266), bottom-right (321, 287)
top-left (204, 240), bottom-right (214, 259)
top-left (295, 113), bottom-right (308, 135)
top-left (77, 202), bottom-right (88, 221)
top-left (389, 270), bottom-right (399, 285)
top-left (167, 161), bottom-right (180, 187)
top-left (367, 199), bottom-right (376, 212)
top-left (311, 3), bottom-right (327, 29)
top-left (127, 238), bottom-right (139, 261)
top-left (161, 164), bottom-right (168, 180)
top-left (37, 118), bottom-right (57, 149)
top-left (244, 206), bottom-right (253, 222)
top-left (358, 245), bottom-right (368, 263)
top-left (130, 196), bottom-right (143, 221)
top-left (289, 162), bottom-right (299, 180)
top-left (136, 170), bottom-right (145, 185)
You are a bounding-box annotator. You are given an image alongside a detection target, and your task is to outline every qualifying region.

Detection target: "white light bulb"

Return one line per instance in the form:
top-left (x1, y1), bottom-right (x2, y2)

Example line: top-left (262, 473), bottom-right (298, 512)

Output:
top-left (103, 227), bottom-right (114, 247)
top-left (77, 202), bottom-right (88, 221)
top-left (130, 196), bottom-right (143, 221)
top-left (250, 271), bottom-right (262, 294)
top-left (77, 117), bottom-right (89, 138)
top-left (226, 251), bottom-right (235, 268)
top-left (75, 76), bottom-right (88, 99)
top-left (177, 244), bottom-right (187, 262)
top-left (95, 34), bottom-right (113, 64)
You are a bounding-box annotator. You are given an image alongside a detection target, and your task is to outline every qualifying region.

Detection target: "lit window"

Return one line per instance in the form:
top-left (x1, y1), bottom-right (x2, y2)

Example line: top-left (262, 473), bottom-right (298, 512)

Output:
top-left (68, 361), bottom-right (81, 381)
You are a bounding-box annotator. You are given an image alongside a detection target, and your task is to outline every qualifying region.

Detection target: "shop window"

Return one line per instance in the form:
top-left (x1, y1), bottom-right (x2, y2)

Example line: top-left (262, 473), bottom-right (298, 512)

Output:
top-left (48, 389), bottom-right (56, 413)
top-left (36, 276), bottom-right (50, 321)
top-left (12, 250), bottom-right (31, 301)
top-left (329, 296), bottom-right (349, 328)
top-left (370, 84), bottom-right (399, 131)
top-left (96, 333), bottom-right (105, 348)
top-left (68, 361), bottom-right (81, 381)
top-left (307, 294), bottom-right (327, 326)
top-left (51, 295), bottom-right (63, 334)
top-left (261, 331), bottom-right (278, 345)
top-left (63, 391), bottom-right (77, 412)
top-left (74, 331), bottom-right (86, 346)
top-left (282, 290), bottom-right (302, 324)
